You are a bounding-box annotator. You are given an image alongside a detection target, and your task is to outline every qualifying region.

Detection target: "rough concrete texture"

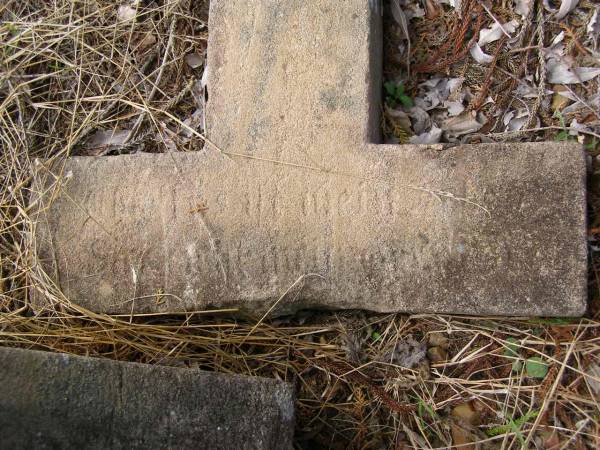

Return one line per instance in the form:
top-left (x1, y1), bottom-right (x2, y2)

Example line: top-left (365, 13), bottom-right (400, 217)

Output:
top-left (0, 346), bottom-right (294, 450)
top-left (31, 0), bottom-right (587, 316)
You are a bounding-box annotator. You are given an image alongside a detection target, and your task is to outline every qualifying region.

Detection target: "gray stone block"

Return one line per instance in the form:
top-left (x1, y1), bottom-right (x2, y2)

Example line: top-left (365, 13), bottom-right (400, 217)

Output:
top-left (0, 346), bottom-right (294, 450)
top-left (31, 0), bottom-right (587, 316)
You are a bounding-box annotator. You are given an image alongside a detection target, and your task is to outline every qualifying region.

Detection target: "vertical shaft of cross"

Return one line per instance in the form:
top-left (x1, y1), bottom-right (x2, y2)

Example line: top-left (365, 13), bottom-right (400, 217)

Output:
top-left (206, 0), bottom-right (381, 167)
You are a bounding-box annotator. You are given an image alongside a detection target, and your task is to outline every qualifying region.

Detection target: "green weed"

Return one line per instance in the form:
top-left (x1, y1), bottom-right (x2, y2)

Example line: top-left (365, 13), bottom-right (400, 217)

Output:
top-left (384, 81), bottom-right (413, 109)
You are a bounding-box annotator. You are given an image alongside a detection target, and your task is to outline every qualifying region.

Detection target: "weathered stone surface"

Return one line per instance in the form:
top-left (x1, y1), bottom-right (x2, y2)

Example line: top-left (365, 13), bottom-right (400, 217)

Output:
top-left (31, 0), bottom-right (587, 316)
top-left (206, 0), bottom-right (382, 161)
top-left (0, 346), bottom-right (294, 449)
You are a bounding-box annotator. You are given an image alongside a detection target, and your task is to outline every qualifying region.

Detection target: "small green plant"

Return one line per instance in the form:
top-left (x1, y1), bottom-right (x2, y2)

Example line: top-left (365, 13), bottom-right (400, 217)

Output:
top-left (585, 138), bottom-right (598, 152)
top-left (503, 337), bottom-right (523, 371)
top-left (504, 337), bottom-right (519, 358)
top-left (384, 81), bottom-right (413, 109)
top-left (48, 61), bottom-right (64, 72)
top-left (503, 338), bottom-right (549, 378)
top-left (487, 410), bottom-right (539, 448)
top-left (528, 317), bottom-right (575, 325)
top-left (553, 110), bottom-right (576, 142)
top-left (525, 356), bottom-right (549, 379)
top-left (412, 397), bottom-right (439, 442)
top-left (6, 23), bottom-right (18, 35)
top-left (416, 398), bottom-right (437, 419)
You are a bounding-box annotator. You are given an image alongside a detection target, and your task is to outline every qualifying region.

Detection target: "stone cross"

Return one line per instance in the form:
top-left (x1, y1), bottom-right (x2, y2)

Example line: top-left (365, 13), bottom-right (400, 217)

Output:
top-left (33, 0), bottom-right (587, 316)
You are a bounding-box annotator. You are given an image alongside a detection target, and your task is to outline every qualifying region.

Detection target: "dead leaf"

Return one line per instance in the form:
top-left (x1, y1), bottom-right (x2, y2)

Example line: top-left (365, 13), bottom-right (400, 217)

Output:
top-left (551, 31), bottom-right (565, 47)
top-left (543, 0), bottom-right (579, 20)
top-left (428, 332), bottom-right (449, 349)
top-left (449, 0), bottom-right (462, 16)
top-left (416, 77), bottom-right (464, 112)
top-left (445, 100), bottom-right (465, 116)
top-left (588, 9), bottom-right (599, 38)
top-left (427, 346), bottom-right (447, 362)
top-left (551, 84), bottom-right (571, 111)
top-left (451, 423), bottom-right (476, 450)
top-left (391, 0), bottom-right (411, 74)
top-left (503, 110), bottom-right (529, 131)
top-left (515, 0), bottom-right (533, 18)
top-left (569, 118), bottom-right (588, 137)
top-left (547, 59), bottom-right (600, 84)
top-left (470, 43), bottom-right (494, 64)
top-left (86, 129), bottom-right (130, 150)
top-left (181, 108), bottom-right (204, 138)
top-left (386, 106), bottom-right (412, 130)
top-left (515, 79), bottom-right (540, 98)
top-left (452, 402), bottom-right (480, 426)
top-left (382, 335), bottom-right (427, 369)
top-left (478, 20), bottom-right (518, 47)
top-left (587, 363), bottom-right (600, 395)
top-left (541, 431), bottom-right (561, 450)
top-left (136, 33), bottom-right (156, 53)
top-left (409, 126), bottom-right (442, 144)
top-left (425, 0), bottom-right (440, 19)
top-left (117, 4), bottom-right (136, 22)
top-left (564, 92), bottom-right (600, 115)
top-left (185, 52), bottom-right (203, 69)
top-left (442, 111), bottom-right (484, 135)
top-left (556, 0), bottom-right (579, 20)
top-left (407, 106), bottom-right (431, 134)
top-left (391, 0), bottom-right (408, 34)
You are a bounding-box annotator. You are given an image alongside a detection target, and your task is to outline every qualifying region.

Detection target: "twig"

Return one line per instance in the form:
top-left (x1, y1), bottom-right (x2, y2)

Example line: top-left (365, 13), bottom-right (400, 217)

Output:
top-left (480, 2), bottom-right (511, 38)
top-left (489, 126), bottom-right (600, 140)
top-left (470, 35), bottom-right (507, 111)
top-left (415, 0), bottom-right (484, 74)
top-left (242, 273), bottom-right (324, 343)
top-left (522, 324), bottom-right (582, 448)
top-left (526, 4), bottom-right (547, 129)
top-left (125, 16), bottom-right (178, 143)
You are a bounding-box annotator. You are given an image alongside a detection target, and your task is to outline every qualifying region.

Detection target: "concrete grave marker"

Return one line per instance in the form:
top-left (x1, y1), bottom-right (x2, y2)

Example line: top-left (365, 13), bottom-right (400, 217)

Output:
top-left (32, 0), bottom-right (587, 316)
top-left (0, 346), bottom-right (294, 450)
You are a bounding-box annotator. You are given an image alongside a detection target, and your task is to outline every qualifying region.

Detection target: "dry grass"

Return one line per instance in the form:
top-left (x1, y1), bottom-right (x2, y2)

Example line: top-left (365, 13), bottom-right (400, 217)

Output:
top-left (1, 1), bottom-right (599, 449)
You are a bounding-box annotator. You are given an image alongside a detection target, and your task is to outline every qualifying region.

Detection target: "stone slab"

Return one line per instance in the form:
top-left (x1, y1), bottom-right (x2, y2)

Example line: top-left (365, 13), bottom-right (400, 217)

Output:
top-left (0, 346), bottom-right (294, 449)
top-left (30, 0), bottom-right (587, 316)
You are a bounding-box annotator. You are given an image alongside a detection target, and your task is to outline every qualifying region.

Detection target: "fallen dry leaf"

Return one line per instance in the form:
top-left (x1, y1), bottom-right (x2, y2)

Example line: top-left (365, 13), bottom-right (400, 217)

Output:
top-left (135, 33), bottom-right (156, 53)
top-left (547, 59), bottom-right (600, 84)
top-left (554, 0), bottom-right (579, 20)
top-left (185, 52), bottom-right (204, 69)
top-left (117, 5), bottom-right (136, 22)
top-left (86, 129), bottom-right (130, 149)
top-left (427, 346), bottom-right (447, 362)
top-left (442, 111), bottom-right (484, 135)
top-left (450, 423), bottom-right (477, 450)
top-left (452, 402), bottom-right (480, 426)
top-left (515, 0), bottom-right (533, 18)
top-left (470, 43), bottom-right (494, 64)
top-left (428, 332), bottom-right (449, 349)
top-left (424, 0), bottom-right (440, 19)
top-left (382, 335), bottom-right (427, 368)
top-left (478, 20), bottom-right (518, 47)
top-left (551, 84), bottom-right (571, 111)
top-left (409, 125), bottom-right (442, 144)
